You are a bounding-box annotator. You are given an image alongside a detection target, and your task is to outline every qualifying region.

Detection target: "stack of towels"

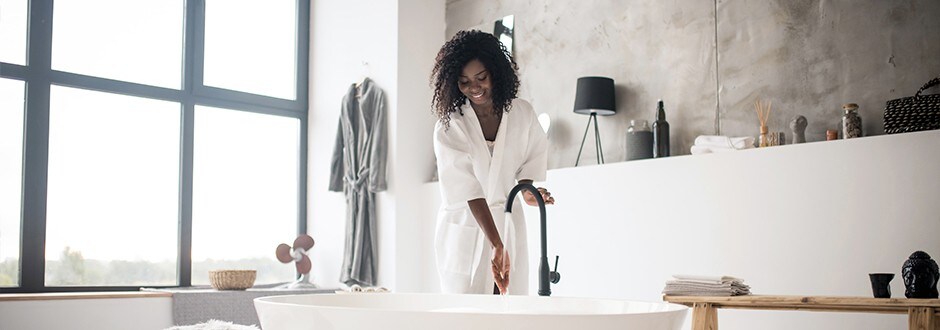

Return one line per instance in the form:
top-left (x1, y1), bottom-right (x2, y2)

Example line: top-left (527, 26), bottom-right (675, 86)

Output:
top-left (164, 320), bottom-right (259, 330)
top-left (690, 136), bottom-right (755, 155)
top-left (662, 275), bottom-right (751, 296)
top-left (335, 284), bottom-right (390, 294)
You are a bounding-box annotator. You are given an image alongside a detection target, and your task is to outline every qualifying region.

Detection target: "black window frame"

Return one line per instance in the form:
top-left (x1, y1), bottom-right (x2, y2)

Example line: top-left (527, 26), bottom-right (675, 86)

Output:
top-left (0, 0), bottom-right (309, 293)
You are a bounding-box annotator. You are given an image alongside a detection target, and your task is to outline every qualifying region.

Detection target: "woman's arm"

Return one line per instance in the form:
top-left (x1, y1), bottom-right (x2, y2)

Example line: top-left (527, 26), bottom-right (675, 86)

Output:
top-left (468, 198), bottom-right (509, 293)
top-left (518, 179), bottom-right (555, 206)
top-left (467, 198), bottom-right (503, 250)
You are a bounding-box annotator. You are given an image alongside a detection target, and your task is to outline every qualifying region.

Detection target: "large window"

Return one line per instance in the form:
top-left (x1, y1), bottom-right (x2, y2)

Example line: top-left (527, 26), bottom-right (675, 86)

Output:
top-left (0, 78), bottom-right (25, 287)
top-left (191, 106), bottom-right (299, 285)
top-left (51, 0), bottom-right (184, 89)
top-left (203, 0), bottom-right (297, 99)
top-left (45, 86), bottom-right (181, 286)
top-left (0, 0), bottom-right (28, 65)
top-left (0, 0), bottom-right (309, 292)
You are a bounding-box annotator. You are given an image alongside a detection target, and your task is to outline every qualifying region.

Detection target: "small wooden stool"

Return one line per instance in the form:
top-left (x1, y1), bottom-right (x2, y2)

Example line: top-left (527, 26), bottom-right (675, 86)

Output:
top-left (663, 295), bottom-right (940, 330)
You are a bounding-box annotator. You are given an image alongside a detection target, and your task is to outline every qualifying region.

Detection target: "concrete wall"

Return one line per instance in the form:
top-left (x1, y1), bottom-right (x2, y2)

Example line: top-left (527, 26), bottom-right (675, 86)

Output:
top-left (445, 0), bottom-right (940, 168)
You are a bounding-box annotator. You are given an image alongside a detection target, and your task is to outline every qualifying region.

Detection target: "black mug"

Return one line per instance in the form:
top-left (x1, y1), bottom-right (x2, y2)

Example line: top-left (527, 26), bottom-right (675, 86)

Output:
top-left (869, 273), bottom-right (895, 298)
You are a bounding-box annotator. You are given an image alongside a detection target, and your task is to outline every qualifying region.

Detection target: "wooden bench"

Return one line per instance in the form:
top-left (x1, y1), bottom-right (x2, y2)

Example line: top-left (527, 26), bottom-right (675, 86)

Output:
top-left (663, 295), bottom-right (940, 330)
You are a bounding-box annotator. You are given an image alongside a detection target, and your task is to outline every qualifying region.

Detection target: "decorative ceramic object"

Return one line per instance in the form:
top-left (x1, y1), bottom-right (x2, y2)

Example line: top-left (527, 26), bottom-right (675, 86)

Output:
top-left (902, 251), bottom-right (939, 298)
top-left (789, 115), bottom-right (807, 143)
top-left (868, 273), bottom-right (894, 298)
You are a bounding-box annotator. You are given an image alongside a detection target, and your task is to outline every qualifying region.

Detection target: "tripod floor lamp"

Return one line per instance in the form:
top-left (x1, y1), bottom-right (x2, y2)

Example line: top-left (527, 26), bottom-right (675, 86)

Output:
top-left (573, 76), bottom-right (616, 166)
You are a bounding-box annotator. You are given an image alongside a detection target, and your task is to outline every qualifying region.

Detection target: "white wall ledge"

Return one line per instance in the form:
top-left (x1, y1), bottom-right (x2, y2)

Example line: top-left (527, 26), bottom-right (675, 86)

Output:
top-left (0, 291), bottom-right (171, 301)
top-left (514, 129), bottom-right (940, 329)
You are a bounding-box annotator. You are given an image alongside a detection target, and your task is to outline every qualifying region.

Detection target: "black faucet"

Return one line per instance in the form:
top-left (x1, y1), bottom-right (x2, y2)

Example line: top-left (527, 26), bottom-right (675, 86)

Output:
top-left (505, 183), bottom-right (560, 296)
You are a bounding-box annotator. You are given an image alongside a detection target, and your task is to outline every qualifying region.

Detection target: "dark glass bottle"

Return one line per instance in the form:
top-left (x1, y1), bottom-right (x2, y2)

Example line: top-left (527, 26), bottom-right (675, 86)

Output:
top-left (652, 100), bottom-right (670, 158)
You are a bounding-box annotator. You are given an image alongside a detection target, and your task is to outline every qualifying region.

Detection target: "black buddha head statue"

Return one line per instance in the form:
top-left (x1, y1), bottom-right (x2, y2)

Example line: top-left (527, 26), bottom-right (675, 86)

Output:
top-left (902, 251), bottom-right (939, 299)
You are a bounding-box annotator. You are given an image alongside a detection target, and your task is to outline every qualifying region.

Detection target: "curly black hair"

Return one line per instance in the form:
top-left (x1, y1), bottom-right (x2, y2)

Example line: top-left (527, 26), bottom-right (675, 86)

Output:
top-left (430, 30), bottom-right (519, 127)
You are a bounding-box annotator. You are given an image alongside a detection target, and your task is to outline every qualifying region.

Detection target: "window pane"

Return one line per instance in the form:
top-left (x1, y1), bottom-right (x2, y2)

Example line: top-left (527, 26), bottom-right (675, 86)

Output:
top-left (0, 0), bottom-right (27, 65)
top-left (51, 0), bottom-right (183, 89)
top-left (192, 106), bottom-right (298, 285)
top-left (45, 86), bottom-right (180, 286)
top-left (204, 0), bottom-right (297, 100)
top-left (0, 78), bottom-right (25, 287)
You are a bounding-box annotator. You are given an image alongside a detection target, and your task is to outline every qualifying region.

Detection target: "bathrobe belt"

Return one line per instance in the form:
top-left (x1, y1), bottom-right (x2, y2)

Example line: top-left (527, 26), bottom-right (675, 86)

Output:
top-left (343, 173), bottom-right (369, 192)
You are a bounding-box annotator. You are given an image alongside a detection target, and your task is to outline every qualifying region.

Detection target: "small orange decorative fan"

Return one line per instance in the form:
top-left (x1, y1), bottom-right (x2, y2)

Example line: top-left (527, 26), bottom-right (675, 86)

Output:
top-left (275, 234), bottom-right (319, 289)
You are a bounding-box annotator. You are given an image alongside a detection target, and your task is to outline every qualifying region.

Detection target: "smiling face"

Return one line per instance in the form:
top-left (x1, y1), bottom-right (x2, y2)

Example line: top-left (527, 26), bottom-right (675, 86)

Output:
top-left (458, 59), bottom-right (492, 108)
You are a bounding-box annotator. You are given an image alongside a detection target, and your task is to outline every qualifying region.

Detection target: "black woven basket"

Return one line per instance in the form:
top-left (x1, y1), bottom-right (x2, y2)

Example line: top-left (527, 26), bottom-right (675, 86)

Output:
top-left (884, 76), bottom-right (940, 134)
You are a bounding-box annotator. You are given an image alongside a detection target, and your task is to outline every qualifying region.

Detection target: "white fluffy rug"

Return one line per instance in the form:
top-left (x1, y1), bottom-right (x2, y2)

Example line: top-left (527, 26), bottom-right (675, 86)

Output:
top-left (164, 319), bottom-right (260, 330)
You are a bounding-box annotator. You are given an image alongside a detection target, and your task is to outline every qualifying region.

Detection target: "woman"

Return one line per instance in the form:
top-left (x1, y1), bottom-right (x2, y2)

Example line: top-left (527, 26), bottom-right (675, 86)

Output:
top-left (430, 30), bottom-right (554, 295)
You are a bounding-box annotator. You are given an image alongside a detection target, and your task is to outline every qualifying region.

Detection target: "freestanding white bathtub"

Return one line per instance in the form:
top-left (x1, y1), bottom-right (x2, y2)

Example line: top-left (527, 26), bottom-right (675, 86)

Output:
top-left (255, 293), bottom-right (688, 330)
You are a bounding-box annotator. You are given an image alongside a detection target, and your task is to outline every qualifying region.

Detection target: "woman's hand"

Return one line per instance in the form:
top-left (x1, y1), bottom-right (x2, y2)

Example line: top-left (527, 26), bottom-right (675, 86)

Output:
top-left (523, 187), bottom-right (554, 206)
top-left (491, 245), bottom-right (510, 295)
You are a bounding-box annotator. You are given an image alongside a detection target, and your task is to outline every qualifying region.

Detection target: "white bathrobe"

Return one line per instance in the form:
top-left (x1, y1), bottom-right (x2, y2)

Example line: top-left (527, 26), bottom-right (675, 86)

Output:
top-left (433, 98), bottom-right (548, 295)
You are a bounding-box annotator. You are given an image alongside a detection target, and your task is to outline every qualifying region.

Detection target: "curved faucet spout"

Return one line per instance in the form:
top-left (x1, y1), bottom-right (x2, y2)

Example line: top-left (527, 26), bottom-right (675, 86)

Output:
top-left (505, 183), bottom-right (556, 296)
top-left (504, 183), bottom-right (546, 214)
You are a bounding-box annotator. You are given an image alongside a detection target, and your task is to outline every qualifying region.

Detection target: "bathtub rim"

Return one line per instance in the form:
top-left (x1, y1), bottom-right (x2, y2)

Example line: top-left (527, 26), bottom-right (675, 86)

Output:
top-left (254, 292), bottom-right (689, 317)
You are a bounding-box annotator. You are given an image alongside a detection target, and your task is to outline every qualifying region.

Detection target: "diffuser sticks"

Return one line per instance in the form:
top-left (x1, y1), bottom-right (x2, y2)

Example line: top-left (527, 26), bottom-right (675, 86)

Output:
top-left (755, 98), bottom-right (773, 147)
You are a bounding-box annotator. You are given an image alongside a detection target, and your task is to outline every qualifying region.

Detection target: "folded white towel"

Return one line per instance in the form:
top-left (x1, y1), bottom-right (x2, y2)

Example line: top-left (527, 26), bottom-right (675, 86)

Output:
top-left (663, 274), bottom-right (751, 296)
top-left (164, 320), bottom-right (259, 330)
top-left (665, 281), bottom-right (739, 288)
top-left (693, 136), bottom-right (755, 149)
top-left (662, 291), bottom-right (743, 296)
top-left (672, 274), bottom-right (745, 284)
top-left (663, 282), bottom-right (750, 292)
top-left (662, 289), bottom-right (750, 296)
top-left (335, 284), bottom-right (390, 294)
top-left (690, 145), bottom-right (741, 155)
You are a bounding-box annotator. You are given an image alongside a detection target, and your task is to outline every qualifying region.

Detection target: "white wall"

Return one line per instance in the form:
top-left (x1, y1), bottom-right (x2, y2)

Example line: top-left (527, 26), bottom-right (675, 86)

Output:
top-left (506, 131), bottom-right (939, 329)
top-left (419, 131), bottom-right (939, 328)
top-left (0, 298), bottom-right (172, 330)
top-left (307, 0), bottom-right (444, 292)
top-left (307, 0), bottom-right (397, 290)
top-left (393, 0), bottom-right (445, 293)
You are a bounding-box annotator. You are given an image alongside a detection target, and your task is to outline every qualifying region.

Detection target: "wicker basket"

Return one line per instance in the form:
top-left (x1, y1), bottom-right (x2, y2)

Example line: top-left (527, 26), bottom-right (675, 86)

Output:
top-left (208, 270), bottom-right (256, 290)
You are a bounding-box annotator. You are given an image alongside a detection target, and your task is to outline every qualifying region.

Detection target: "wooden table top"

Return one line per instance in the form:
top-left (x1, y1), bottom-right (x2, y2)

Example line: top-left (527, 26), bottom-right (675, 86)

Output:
top-left (663, 295), bottom-right (940, 313)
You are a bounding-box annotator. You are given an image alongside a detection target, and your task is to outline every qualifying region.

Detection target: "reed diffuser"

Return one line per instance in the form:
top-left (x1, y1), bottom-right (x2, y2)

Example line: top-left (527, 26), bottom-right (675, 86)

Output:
top-left (754, 98), bottom-right (773, 147)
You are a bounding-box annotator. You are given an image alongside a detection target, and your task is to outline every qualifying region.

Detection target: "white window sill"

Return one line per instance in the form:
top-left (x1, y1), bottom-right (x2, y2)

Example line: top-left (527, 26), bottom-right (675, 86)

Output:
top-left (0, 291), bottom-right (172, 301)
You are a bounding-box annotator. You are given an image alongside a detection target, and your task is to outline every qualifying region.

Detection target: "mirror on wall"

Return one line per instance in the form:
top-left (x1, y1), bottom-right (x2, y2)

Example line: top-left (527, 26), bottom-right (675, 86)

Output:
top-left (494, 15), bottom-right (514, 55)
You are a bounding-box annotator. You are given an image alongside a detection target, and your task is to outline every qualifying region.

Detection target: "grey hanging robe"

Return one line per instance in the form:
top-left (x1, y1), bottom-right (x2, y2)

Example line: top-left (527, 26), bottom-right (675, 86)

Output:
top-left (328, 77), bottom-right (387, 286)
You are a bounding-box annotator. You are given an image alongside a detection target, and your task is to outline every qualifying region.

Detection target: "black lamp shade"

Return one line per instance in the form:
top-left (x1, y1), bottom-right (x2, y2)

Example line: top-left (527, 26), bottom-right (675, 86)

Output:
top-left (573, 76), bottom-right (616, 116)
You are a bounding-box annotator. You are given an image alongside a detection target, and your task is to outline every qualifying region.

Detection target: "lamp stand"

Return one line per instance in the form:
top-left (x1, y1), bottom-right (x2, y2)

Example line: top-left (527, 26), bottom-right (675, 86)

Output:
top-left (575, 113), bottom-right (605, 166)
